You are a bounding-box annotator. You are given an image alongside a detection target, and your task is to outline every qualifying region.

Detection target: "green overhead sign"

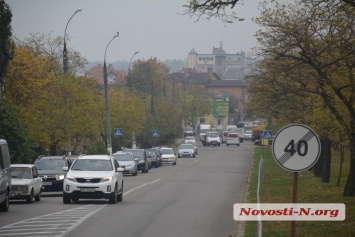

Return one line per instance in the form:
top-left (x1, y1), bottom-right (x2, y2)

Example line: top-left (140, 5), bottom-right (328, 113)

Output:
top-left (213, 92), bottom-right (229, 116)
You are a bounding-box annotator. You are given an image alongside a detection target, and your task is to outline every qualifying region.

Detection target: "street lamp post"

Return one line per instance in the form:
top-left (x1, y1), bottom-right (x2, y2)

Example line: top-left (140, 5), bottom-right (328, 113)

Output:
top-left (103, 32), bottom-right (119, 155)
top-left (62, 8), bottom-right (81, 156)
top-left (63, 8), bottom-right (82, 73)
top-left (128, 51), bottom-right (139, 88)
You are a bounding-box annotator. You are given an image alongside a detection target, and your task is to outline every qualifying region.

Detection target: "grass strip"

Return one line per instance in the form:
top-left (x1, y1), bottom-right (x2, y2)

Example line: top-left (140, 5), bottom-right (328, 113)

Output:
top-left (243, 146), bottom-right (355, 237)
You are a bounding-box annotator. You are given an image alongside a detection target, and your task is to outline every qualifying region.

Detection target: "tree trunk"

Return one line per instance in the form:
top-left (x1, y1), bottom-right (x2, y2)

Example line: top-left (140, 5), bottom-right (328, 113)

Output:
top-left (343, 142), bottom-right (355, 196)
top-left (313, 139), bottom-right (325, 177)
top-left (337, 144), bottom-right (344, 186)
top-left (321, 139), bottom-right (331, 183)
top-left (50, 141), bottom-right (58, 156)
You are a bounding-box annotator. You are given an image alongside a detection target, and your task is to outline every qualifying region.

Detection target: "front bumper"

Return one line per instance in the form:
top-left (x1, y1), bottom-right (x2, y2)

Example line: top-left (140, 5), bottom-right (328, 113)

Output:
top-left (63, 179), bottom-right (115, 199)
top-left (39, 177), bottom-right (64, 191)
top-left (120, 165), bottom-right (136, 174)
top-left (162, 157), bottom-right (175, 164)
top-left (10, 190), bottom-right (31, 199)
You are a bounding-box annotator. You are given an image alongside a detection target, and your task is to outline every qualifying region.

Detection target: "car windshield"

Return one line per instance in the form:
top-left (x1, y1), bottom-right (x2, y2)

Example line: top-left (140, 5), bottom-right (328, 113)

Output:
top-left (207, 133), bottom-right (219, 137)
top-left (228, 134), bottom-right (239, 138)
top-left (71, 159), bottom-right (113, 171)
top-left (160, 149), bottom-right (174, 154)
top-left (125, 150), bottom-right (145, 160)
top-left (185, 136), bottom-right (195, 140)
top-left (179, 144), bottom-right (194, 149)
top-left (35, 159), bottom-right (66, 171)
top-left (11, 167), bottom-right (32, 179)
top-left (112, 153), bottom-right (134, 161)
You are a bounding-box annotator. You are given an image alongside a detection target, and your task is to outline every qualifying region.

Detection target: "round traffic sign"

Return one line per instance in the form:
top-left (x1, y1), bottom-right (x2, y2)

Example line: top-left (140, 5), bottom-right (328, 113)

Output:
top-left (272, 124), bottom-right (321, 172)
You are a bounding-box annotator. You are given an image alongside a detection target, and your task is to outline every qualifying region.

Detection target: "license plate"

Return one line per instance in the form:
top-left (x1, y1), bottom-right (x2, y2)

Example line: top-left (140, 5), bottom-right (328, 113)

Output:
top-left (43, 182), bottom-right (52, 185)
top-left (80, 188), bottom-right (95, 192)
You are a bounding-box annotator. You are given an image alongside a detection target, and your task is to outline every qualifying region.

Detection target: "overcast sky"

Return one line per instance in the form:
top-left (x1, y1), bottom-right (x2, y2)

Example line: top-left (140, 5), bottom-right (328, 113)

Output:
top-left (7, 0), bottom-right (263, 63)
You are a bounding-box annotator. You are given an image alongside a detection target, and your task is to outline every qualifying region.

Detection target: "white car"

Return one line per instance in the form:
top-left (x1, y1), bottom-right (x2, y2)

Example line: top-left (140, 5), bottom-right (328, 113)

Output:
top-left (111, 151), bottom-right (138, 176)
top-left (10, 164), bottom-right (43, 203)
top-left (244, 130), bottom-right (252, 141)
top-left (160, 147), bottom-right (177, 165)
top-left (226, 133), bottom-right (241, 146)
top-left (63, 155), bottom-right (124, 204)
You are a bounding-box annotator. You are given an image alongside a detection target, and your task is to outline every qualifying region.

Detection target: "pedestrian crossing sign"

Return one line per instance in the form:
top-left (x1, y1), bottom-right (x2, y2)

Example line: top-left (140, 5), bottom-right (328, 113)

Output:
top-left (152, 130), bottom-right (159, 137)
top-left (114, 128), bottom-right (123, 137)
top-left (262, 130), bottom-right (272, 139)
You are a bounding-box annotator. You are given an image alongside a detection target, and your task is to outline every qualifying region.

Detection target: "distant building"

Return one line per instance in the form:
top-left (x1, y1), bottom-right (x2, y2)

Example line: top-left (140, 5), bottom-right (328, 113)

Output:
top-left (166, 67), bottom-right (248, 129)
top-left (187, 41), bottom-right (246, 78)
top-left (85, 64), bottom-right (126, 86)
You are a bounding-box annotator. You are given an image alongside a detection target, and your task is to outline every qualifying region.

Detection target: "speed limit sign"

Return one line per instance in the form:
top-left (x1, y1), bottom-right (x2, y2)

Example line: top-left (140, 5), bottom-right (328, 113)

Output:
top-left (272, 124), bottom-right (321, 172)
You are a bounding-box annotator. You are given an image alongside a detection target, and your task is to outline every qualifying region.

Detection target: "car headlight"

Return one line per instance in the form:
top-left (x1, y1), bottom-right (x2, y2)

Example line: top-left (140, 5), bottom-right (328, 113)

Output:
top-left (101, 176), bottom-right (113, 182)
top-left (126, 163), bottom-right (133, 168)
top-left (56, 174), bottom-right (65, 180)
top-left (66, 175), bottom-right (76, 182)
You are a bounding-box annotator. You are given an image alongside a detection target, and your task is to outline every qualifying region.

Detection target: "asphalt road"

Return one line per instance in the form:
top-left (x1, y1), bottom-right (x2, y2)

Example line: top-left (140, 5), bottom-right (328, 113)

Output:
top-left (0, 140), bottom-right (254, 237)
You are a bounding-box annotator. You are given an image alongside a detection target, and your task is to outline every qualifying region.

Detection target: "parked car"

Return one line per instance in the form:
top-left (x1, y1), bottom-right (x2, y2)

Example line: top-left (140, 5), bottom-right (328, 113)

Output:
top-left (178, 144), bottom-right (196, 158)
top-left (0, 139), bottom-right (11, 212)
top-left (160, 147), bottom-right (177, 165)
top-left (244, 130), bottom-right (252, 141)
top-left (226, 132), bottom-right (241, 146)
top-left (124, 149), bottom-right (149, 173)
top-left (34, 155), bottom-right (72, 192)
top-left (184, 136), bottom-right (198, 154)
top-left (111, 151), bottom-right (138, 176)
top-left (10, 164), bottom-right (42, 203)
top-left (63, 155), bottom-right (124, 204)
top-left (146, 148), bottom-right (161, 168)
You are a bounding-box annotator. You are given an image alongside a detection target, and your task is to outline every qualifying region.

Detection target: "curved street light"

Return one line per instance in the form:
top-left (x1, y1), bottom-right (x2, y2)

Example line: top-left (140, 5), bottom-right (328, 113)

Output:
top-left (103, 32), bottom-right (119, 155)
top-left (63, 8), bottom-right (82, 73)
top-left (128, 51), bottom-right (139, 88)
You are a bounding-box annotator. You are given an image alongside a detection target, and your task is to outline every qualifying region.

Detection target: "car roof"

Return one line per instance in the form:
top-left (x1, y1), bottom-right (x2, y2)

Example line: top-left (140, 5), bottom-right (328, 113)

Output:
top-left (36, 156), bottom-right (68, 160)
top-left (77, 155), bottom-right (110, 160)
top-left (11, 164), bottom-right (35, 168)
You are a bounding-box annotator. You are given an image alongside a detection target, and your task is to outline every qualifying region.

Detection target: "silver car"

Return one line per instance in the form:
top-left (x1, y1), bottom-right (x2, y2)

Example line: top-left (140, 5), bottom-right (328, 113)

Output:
top-left (184, 136), bottom-right (198, 154)
top-left (111, 152), bottom-right (138, 176)
top-left (178, 144), bottom-right (196, 158)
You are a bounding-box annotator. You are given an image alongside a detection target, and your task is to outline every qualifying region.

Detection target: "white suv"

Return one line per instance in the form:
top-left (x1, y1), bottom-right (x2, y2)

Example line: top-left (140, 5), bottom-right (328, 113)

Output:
top-left (63, 155), bottom-right (124, 204)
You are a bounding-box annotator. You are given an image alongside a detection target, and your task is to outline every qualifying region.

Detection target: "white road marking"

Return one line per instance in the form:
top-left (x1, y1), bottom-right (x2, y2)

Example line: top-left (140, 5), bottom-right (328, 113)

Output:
top-left (123, 178), bottom-right (161, 196)
top-left (0, 178), bottom-right (162, 237)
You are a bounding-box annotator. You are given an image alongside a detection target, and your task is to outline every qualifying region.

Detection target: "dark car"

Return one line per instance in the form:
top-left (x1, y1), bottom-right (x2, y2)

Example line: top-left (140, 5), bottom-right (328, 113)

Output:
top-left (146, 148), bottom-right (162, 168)
top-left (34, 155), bottom-right (72, 192)
top-left (124, 149), bottom-right (149, 173)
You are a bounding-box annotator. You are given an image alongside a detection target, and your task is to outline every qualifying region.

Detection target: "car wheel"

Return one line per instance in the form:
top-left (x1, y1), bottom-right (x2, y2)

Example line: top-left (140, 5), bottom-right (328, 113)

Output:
top-left (146, 165), bottom-right (149, 173)
top-left (173, 162), bottom-right (176, 165)
top-left (109, 185), bottom-right (118, 204)
top-left (155, 162), bottom-right (159, 168)
top-left (226, 144), bottom-right (229, 146)
top-left (35, 192), bottom-right (41, 201)
top-left (133, 169), bottom-right (138, 176)
top-left (0, 191), bottom-right (9, 212)
top-left (26, 190), bottom-right (33, 204)
top-left (117, 182), bottom-right (123, 202)
top-left (63, 193), bottom-right (71, 204)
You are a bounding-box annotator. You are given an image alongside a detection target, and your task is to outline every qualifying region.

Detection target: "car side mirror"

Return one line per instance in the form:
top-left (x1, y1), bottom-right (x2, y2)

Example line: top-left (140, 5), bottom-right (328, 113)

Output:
top-left (63, 167), bottom-right (69, 171)
top-left (134, 158), bottom-right (139, 162)
top-left (117, 167), bottom-right (124, 172)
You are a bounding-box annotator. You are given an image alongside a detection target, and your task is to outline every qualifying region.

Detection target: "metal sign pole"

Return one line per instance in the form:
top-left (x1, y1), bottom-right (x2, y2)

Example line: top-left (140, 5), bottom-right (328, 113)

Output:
top-left (291, 172), bottom-right (298, 237)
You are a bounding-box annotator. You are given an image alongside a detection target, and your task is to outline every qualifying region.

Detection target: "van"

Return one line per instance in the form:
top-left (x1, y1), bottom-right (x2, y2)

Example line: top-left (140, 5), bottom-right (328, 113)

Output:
top-left (0, 139), bottom-right (11, 212)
